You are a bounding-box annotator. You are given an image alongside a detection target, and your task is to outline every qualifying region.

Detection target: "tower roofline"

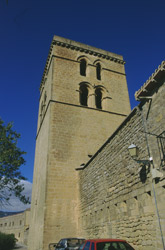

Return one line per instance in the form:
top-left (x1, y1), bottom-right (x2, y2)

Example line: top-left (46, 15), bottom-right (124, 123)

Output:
top-left (40, 35), bottom-right (125, 91)
top-left (53, 35), bottom-right (124, 61)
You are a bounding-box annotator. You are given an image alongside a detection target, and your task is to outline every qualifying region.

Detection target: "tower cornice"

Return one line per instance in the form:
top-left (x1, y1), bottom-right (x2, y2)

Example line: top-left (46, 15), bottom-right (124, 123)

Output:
top-left (52, 39), bottom-right (125, 65)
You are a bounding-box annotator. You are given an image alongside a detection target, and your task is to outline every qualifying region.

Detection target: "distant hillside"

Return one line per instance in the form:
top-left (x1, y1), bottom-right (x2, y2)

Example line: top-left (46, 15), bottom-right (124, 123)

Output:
top-left (0, 211), bottom-right (24, 218)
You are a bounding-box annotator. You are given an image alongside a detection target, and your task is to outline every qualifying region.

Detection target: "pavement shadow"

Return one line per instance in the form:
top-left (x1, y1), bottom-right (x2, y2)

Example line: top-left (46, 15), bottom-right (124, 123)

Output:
top-left (13, 243), bottom-right (27, 250)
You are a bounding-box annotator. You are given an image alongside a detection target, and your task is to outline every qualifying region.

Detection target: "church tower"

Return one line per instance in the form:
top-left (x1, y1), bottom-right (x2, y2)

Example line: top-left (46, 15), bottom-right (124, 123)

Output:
top-left (28, 36), bottom-right (131, 250)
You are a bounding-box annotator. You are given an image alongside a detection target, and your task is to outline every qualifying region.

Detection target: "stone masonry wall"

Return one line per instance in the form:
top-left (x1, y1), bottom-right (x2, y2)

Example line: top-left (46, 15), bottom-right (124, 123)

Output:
top-left (140, 77), bottom-right (165, 249)
top-left (78, 82), bottom-right (165, 250)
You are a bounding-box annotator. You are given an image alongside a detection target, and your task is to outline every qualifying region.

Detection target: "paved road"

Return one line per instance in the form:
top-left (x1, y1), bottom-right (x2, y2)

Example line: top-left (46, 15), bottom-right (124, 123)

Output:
top-left (13, 242), bottom-right (27, 250)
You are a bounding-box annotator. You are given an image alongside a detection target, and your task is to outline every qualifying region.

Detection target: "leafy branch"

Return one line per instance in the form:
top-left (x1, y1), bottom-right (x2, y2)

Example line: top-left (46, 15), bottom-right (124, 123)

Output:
top-left (0, 118), bottom-right (30, 207)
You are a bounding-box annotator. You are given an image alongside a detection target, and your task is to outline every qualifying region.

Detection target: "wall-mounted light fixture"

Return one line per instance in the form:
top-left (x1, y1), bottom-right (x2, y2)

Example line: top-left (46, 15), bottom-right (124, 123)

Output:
top-left (128, 144), bottom-right (163, 179)
top-left (128, 144), bottom-right (153, 165)
top-left (128, 144), bottom-right (139, 158)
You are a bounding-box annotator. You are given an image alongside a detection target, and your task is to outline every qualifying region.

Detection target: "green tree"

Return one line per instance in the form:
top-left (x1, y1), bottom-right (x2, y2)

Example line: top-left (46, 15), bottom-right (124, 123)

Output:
top-left (0, 118), bottom-right (30, 207)
top-left (0, 232), bottom-right (17, 250)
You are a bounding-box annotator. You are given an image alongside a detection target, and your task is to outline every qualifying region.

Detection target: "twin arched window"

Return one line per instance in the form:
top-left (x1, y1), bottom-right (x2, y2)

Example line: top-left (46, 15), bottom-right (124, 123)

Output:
top-left (79, 59), bottom-right (101, 80)
top-left (79, 84), bottom-right (104, 110)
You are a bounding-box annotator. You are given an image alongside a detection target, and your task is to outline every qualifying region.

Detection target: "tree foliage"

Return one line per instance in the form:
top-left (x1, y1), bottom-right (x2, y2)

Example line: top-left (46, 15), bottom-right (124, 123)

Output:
top-left (0, 118), bottom-right (30, 207)
top-left (0, 232), bottom-right (17, 250)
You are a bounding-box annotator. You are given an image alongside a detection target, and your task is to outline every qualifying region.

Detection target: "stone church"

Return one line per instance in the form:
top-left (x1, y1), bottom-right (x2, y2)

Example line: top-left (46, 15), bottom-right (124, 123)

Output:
top-left (28, 36), bottom-right (165, 250)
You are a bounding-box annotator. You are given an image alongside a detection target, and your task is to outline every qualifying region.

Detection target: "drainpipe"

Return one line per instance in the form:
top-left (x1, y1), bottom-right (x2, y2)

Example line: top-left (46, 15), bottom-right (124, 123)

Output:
top-left (139, 104), bottom-right (165, 250)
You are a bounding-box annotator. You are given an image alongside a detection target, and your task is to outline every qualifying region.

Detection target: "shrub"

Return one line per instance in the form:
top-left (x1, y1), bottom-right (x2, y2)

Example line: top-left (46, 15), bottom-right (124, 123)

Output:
top-left (0, 232), bottom-right (17, 250)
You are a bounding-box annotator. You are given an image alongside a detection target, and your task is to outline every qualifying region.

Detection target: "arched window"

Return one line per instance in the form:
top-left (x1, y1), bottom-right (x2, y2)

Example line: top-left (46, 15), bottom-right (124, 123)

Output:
top-left (96, 63), bottom-right (101, 80)
top-left (80, 59), bottom-right (87, 76)
top-left (95, 88), bottom-right (102, 109)
top-left (80, 84), bottom-right (88, 106)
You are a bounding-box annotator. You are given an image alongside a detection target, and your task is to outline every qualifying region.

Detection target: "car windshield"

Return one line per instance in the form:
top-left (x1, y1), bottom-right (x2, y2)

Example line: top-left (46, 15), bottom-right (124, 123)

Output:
top-left (67, 239), bottom-right (85, 247)
top-left (96, 242), bottom-right (134, 250)
top-left (79, 243), bottom-right (85, 250)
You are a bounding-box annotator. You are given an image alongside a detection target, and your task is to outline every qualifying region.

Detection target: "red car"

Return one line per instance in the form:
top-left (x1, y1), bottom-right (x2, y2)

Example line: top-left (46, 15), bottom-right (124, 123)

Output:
top-left (81, 239), bottom-right (134, 250)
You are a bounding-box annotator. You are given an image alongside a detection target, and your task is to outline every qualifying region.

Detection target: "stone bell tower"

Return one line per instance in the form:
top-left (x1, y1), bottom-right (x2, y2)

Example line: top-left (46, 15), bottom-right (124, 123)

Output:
top-left (28, 36), bottom-right (131, 250)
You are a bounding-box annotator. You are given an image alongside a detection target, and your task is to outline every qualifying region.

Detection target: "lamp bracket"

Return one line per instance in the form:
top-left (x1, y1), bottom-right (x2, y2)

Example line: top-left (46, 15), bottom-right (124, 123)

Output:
top-left (135, 159), bottom-right (151, 165)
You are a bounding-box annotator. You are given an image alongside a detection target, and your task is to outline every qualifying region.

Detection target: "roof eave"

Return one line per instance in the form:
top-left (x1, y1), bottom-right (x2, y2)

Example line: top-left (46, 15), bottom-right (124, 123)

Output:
top-left (135, 60), bottom-right (165, 100)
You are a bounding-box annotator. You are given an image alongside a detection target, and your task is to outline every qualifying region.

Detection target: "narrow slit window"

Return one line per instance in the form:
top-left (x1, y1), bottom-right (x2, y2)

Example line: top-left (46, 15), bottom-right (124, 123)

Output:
top-left (80, 59), bottom-right (87, 76)
top-left (80, 84), bottom-right (88, 106)
top-left (157, 131), bottom-right (165, 166)
top-left (95, 88), bottom-right (102, 109)
top-left (96, 63), bottom-right (101, 80)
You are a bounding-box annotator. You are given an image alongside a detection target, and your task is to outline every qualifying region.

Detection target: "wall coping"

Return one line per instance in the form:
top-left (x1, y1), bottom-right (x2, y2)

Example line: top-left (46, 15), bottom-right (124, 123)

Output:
top-left (135, 60), bottom-right (165, 100)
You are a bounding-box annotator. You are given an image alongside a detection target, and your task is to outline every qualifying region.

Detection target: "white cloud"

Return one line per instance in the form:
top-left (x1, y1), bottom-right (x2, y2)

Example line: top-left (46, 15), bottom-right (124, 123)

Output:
top-left (0, 180), bottom-right (32, 212)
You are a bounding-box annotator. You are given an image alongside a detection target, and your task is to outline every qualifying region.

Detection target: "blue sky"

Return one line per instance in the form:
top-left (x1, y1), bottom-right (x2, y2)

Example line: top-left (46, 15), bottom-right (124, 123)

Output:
top-left (1, 180), bottom-right (32, 212)
top-left (0, 0), bottom-right (164, 183)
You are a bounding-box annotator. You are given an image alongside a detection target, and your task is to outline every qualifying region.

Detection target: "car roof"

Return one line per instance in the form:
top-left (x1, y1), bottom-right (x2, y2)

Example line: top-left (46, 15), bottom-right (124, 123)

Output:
top-left (85, 239), bottom-right (126, 243)
top-left (60, 238), bottom-right (85, 240)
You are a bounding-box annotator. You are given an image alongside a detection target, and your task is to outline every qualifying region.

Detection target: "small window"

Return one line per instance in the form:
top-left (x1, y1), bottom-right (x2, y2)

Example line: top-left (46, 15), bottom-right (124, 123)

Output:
top-left (40, 91), bottom-right (47, 123)
top-left (80, 84), bottom-right (88, 106)
top-left (96, 63), bottom-right (101, 80)
top-left (80, 59), bottom-right (87, 76)
top-left (40, 101), bottom-right (44, 120)
top-left (95, 88), bottom-right (102, 109)
top-left (157, 131), bottom-right (165, 166)
top-left (44, 91), bottom-right (47, 103)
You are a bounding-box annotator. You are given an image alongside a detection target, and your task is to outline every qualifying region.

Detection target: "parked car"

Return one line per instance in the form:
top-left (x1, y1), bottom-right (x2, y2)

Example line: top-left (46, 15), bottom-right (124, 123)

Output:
top-left (78, 243), bottom-right (85, 250)
top-left (55, 238), bottom-right (85, 250)
top-left (81, 239), bottom-right (134, 250)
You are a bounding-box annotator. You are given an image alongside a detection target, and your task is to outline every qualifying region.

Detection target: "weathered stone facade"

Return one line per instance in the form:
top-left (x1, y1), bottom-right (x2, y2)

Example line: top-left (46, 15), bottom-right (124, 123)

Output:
top-left (0, 209), bottom-right (30, 245)
top-left (78, 61), bottom-right (165, 249)
top-left (28, 36), bottom-right (131, 250)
